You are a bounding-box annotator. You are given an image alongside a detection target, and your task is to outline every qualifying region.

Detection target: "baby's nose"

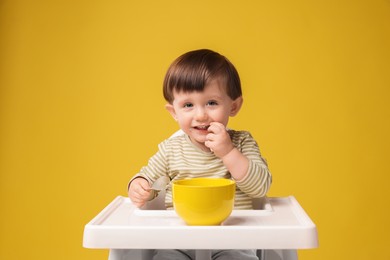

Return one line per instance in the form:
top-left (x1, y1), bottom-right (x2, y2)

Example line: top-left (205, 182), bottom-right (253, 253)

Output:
top-left (195, 108), bottom-right (208, 120)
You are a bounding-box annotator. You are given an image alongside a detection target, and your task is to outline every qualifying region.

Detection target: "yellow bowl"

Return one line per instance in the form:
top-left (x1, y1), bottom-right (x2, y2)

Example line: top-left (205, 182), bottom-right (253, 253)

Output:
top-left (172, 178), bottom-right (235, 225)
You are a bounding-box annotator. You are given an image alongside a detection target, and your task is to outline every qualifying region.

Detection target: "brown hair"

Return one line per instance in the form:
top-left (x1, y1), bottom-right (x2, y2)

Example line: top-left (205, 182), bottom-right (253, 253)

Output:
top-left (163, 49), bottom-right (242, 103)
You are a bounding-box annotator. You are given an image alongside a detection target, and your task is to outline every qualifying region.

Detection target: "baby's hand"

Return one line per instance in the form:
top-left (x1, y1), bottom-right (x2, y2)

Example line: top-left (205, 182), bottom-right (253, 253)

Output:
top-left (205, 122), bottom-right (234, 158)
top-left (128, 177), bottom-right (152, 207)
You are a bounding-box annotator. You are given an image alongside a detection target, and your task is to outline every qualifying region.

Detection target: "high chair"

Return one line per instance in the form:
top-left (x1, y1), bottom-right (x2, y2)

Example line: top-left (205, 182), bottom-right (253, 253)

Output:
top-left (84, 193), bottom-right (317, 260)
top-left (83, 130), bottom-right (317, 260)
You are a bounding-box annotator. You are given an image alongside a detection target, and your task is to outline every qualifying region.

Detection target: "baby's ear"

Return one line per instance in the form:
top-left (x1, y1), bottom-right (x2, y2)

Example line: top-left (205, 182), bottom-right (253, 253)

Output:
top-left (230, 97), bottom-right (243, 116)
top-left (165, 104), bottom-right (178, 121)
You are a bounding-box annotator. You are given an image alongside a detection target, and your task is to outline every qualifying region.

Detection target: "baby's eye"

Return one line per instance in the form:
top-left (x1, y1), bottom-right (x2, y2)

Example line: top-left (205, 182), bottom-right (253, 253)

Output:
top-left (183, 103), bottom-right (193, 108)
top-left (207, 100), bottom-right (218, 106)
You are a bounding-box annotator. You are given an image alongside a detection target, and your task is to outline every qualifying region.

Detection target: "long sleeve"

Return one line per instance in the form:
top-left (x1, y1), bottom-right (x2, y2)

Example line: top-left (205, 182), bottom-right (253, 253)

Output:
top-left (231, 131), bottom-right (272, 198)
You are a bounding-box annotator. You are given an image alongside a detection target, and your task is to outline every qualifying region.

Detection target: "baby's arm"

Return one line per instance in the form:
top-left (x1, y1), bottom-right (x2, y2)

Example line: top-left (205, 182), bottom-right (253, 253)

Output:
top-left (206, 125), bottom-right (271, 197)
top-left (205, 122), bottom-right (249, 181)
top-left (128, 177), bottom-right (153, 207)
top-left (221, 146), bottom-right (249, 181)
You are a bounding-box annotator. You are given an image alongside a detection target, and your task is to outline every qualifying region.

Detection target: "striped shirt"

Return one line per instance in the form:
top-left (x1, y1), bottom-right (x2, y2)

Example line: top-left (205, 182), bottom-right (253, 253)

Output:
top-left (132, 130), bottom-right (272, 209)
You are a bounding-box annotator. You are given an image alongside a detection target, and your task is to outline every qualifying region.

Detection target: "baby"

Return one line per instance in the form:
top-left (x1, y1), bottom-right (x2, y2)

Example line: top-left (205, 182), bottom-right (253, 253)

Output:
top-left (128, 49), bottom-right (272, 259)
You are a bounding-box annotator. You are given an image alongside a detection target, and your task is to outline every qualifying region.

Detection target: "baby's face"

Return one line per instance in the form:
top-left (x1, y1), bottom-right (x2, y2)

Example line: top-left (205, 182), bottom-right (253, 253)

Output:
top-left (166, 79), bottom-right (241, 151)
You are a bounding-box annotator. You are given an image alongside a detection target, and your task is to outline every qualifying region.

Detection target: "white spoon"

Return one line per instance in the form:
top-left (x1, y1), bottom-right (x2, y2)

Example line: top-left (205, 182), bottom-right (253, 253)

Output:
top-left (149, 176), bottom-right (170, 191)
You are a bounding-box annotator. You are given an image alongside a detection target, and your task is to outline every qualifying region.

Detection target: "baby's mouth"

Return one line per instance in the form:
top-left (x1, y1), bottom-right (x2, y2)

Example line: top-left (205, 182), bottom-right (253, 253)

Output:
top-left (194, 125), bottom-right (210, 131)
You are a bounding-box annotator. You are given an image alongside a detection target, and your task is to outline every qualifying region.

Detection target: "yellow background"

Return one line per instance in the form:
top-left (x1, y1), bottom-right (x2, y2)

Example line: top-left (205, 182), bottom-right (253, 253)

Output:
top-left (1, 0), bottom-right (389, 259)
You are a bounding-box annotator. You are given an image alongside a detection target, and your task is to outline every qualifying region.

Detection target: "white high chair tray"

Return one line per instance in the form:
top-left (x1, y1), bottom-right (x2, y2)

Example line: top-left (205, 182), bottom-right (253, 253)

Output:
top-left (83, 196), bottom-right (318, 250)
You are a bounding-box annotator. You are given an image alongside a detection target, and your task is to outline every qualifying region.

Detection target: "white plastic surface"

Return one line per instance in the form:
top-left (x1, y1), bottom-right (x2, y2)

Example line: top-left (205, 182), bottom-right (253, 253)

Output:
top-left (83, 196), bottom-right (318, 250)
